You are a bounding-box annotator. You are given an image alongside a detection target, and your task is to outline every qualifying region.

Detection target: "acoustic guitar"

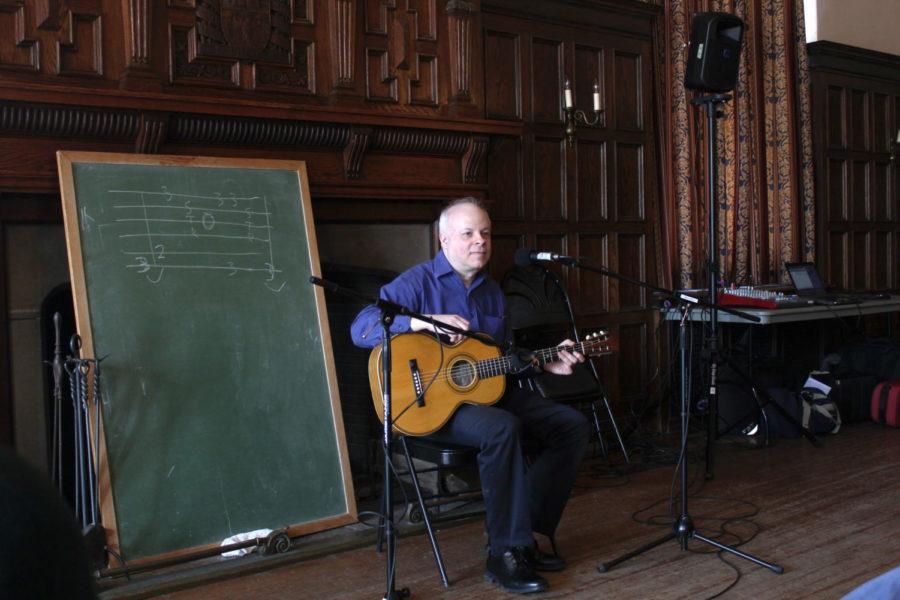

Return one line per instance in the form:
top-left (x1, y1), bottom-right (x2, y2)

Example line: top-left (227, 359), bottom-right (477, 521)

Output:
top-left (367, 331), bottom-right (616, 436)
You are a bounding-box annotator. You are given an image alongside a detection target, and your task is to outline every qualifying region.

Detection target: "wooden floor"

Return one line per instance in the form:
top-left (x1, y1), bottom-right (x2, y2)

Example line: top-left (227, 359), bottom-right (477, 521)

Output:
top-left (121, 423), bottom-right (899, 599)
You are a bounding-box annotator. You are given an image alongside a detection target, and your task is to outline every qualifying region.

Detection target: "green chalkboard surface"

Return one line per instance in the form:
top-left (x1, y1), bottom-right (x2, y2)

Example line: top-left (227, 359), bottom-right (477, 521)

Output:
top-left (57, 152), bottom-right (355, 563)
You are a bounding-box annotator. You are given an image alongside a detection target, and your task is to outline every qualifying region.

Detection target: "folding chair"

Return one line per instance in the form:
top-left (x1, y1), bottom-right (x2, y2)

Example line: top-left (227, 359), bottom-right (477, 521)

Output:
top-left (376, 436), bottom-right (480, 587)
top-left (501, 264), bottom-right (629, 463)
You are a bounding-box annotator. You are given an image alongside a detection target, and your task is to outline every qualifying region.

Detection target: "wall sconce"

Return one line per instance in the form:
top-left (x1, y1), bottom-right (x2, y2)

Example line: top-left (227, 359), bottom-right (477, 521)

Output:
top-left (891, 128), bottom-right (900, 162)
top-left (563, 78), bottom-right (604, 145)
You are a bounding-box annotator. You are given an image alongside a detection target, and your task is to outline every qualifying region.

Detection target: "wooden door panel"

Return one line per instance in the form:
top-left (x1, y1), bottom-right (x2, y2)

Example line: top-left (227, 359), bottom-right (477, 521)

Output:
top-left (532, 136), bottom-right (565, 221)
top-left (484, 29), bottom-right (521, 120)
top-left (576, 140), bottom-right (607, 222)
top-left (530, 37), bottom-right (563, 124)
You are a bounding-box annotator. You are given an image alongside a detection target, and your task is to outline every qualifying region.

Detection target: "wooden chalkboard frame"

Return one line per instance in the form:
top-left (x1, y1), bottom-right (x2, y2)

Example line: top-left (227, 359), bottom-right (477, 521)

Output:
top-left (57, 151), bottom-right (356, 565)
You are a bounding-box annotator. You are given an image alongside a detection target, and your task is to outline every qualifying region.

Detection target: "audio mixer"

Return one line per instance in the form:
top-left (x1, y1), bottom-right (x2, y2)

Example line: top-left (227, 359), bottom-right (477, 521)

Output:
top-left (718, 286), bottom-right (812, 309)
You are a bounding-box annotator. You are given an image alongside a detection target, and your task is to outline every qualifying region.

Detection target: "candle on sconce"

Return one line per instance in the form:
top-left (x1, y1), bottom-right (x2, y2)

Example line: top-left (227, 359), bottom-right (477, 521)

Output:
top-left (896, 128), bottom-right (900, 144)
top-left (564, 79), bottom-right (573, 109)
top-left (592, 81), bottom-right (601, 112)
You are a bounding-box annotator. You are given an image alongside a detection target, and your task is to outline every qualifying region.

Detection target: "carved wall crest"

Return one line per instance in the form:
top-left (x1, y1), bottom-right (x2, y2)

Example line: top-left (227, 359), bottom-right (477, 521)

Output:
top-left (195, 0), bottom-right (292, 65)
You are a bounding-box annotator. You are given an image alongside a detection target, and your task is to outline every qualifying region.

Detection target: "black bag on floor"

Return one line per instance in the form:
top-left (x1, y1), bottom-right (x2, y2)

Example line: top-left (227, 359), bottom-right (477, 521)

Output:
top-left (762, 388), bottom-right (803, 438)
top-left (762, 387), bottom-right (841, 438)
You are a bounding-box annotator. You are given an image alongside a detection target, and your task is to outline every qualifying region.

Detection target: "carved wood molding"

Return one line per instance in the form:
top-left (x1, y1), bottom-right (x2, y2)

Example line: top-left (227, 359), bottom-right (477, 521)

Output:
top-left (255, 39), bottom-right (314, 94)
top-left (0, 101), bottom-right (139, 139)
top-left (370, 127), bottom-right (468, 154)
top-left (294, 0), bottom-right (313, 24)
top-left (390, 0), bottom-right (407, 71)
top-left (461, 134), bottom-right (487, 182)
top-left (446, 0), bottom-right (476, 101)
top-left (135, 111), bottom-right (168, 154)
top-left (342, 125), bottom-right (371, 179)
top-left (168, 114), bottom-right (350, 147)
top-left (0, 101), bottom-right (495, 174)
top-left (122, 0), bottom-right (163, 91)
top-left (329, 0), bottom-right (356, 90)
top-left (58, 11), bottom-right (103, 77)
top-left (35, 0), bottom-right (61, 30)
top-left (195, 0), bottom-right (292, 65)
top-left (124, 0), bottom-right (151, 66)
top-left (0, 3), bottom-right (39, 72)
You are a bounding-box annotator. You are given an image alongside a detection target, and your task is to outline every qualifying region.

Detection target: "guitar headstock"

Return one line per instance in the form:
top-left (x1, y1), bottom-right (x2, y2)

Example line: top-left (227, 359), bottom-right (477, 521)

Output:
top-left (582, 330), bottom-right (617, 356)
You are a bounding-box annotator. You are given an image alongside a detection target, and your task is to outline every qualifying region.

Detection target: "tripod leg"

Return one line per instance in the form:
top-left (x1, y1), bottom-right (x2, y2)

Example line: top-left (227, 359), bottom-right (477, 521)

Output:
top-left (601, 393), bottom-right (630, 463)
top-left (400, 437), bottom-right (449, 587)
top-left (588, 400), bottom-right (609, 463)
top-left (597, 531), bottom-right (677, 573)
top-left (692, 531), bottom-right (783, 574)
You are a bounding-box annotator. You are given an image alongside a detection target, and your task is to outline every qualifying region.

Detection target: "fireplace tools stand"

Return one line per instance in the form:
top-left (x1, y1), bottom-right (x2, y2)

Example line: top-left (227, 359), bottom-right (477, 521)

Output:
top-left (50, 312), bottom-right (107, 568)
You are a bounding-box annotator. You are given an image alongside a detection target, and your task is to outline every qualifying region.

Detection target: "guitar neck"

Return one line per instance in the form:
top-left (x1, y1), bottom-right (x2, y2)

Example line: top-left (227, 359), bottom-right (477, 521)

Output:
top-left (531, 340), bottom-right (593, 366)
top-left (474, 339), bottom-right (599, 379)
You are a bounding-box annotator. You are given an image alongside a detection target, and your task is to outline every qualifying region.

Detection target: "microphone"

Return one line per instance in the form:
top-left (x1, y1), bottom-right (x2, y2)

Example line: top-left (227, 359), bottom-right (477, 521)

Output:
top-left (514, 248), bottom-right (578, 266)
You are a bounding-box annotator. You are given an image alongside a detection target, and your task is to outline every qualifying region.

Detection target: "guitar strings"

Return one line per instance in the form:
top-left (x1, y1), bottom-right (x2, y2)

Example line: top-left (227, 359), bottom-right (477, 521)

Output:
top-left (401, 339), bottom-right (608, 385)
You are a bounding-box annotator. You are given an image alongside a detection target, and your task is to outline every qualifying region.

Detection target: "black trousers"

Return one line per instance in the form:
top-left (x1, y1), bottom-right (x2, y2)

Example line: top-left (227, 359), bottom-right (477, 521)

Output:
top-left (426, 383), bottom-right (590, 553)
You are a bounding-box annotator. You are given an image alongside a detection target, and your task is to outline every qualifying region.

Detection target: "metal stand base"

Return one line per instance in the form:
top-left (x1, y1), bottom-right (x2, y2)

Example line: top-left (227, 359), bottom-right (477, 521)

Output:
top-left (598, 514), bottom-right (783, 574)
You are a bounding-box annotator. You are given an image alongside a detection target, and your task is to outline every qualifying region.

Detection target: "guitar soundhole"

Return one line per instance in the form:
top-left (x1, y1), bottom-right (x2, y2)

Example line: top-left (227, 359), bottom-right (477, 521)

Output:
top-left (449, 359), bottom-right (476, 390)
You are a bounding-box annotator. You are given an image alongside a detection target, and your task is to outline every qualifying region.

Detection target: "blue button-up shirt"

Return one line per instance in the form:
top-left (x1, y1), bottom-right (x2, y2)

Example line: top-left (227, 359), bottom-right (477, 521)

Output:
top-left (350, 251), bottom-right (509, 349)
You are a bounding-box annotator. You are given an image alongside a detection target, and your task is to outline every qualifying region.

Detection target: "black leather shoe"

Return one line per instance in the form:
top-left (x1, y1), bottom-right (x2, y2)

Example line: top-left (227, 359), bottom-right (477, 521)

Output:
top-left (485, 547), bottom-right (549, 594)
top-left (522, 542), bottom-right (567, 572)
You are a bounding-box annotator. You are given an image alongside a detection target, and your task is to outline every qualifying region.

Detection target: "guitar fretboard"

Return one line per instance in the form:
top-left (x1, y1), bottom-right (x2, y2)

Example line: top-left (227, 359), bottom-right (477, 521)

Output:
top-left (472, 339), bottom-right (605, 379)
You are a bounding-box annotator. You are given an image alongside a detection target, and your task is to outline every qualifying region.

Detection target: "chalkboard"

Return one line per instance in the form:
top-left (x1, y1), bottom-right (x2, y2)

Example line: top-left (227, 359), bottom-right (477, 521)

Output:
top-left (57, 152), bottom-right (356, 563)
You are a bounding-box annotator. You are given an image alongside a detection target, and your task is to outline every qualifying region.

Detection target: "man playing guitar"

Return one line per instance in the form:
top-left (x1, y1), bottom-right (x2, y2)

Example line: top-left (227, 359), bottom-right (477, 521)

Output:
top-left (351, 197), bottom-right (591, 595)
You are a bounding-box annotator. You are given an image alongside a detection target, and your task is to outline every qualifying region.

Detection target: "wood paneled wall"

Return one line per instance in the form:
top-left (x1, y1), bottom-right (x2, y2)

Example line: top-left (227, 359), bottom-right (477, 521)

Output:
top-left (808, 41), bottom-right (900, 291)
top-left (481, 0), bottom-right (661, 402)
top-left (0, 0), bottom-right (662, 445)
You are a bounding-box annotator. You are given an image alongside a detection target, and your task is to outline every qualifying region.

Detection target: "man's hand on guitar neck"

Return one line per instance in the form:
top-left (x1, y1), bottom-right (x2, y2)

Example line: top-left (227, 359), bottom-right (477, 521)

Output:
top-left (410, 314), bottom-right (470, 344)
top-left (539, 339), bottom-right (585, 376)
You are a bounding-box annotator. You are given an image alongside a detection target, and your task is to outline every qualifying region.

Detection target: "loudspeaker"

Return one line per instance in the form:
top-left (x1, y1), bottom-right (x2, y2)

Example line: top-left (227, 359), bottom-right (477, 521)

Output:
top-left (685, 12), bottom-right (744, 93)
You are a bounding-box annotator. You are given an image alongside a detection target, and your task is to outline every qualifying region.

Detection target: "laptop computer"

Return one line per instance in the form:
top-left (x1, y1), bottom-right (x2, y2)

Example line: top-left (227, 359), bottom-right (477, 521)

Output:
top-left (784, 262), bottom-right (861, 305)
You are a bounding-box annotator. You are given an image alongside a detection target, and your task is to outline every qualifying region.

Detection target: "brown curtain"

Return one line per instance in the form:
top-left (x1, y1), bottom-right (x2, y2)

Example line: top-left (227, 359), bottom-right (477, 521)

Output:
top-left (648, 0), bottom-right (815, 290)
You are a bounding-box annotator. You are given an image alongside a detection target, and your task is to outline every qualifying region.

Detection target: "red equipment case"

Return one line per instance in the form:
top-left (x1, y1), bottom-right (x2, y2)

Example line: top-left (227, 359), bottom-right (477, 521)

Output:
top-left (871, 380), bottom-right (900, 427)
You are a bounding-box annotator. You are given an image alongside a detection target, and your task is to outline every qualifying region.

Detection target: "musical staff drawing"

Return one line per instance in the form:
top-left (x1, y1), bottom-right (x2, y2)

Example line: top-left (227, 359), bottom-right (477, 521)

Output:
top-left (105, 188), bottom-right (285, 291)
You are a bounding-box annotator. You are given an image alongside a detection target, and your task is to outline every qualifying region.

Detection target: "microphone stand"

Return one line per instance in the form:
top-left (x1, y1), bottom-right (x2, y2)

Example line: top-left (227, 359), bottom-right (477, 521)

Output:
top-left (524, 259), bottom-right (781, 575)
top-left (310, 276), bottom-right (503, 599)
top-left (597, 295), bottom-right (782, 576)
top-left (531, 264), bottom-right (629, 463)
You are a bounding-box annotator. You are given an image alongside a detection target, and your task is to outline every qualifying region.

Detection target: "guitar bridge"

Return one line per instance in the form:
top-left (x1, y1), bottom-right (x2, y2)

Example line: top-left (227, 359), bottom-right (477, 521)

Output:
top-left (409, 359), bottom-right (425, 406)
